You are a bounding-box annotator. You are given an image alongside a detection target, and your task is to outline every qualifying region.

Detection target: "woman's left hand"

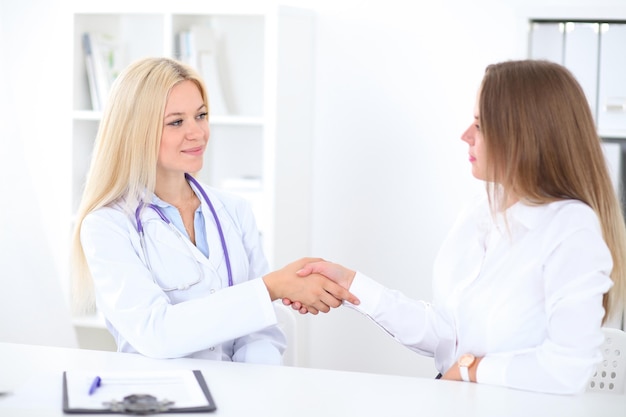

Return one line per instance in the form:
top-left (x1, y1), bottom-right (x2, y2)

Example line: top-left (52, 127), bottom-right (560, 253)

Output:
top-left (440, 356), bottom-right (483, 382)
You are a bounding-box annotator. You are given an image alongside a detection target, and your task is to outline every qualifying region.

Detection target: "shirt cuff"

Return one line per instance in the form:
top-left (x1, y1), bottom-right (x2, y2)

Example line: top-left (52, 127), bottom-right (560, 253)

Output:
top-left (476, 353), bottom-right (512, 386)
top-left (244, 277), bottom-right (278, 325)
top-left (344, 271), bottom-right (385, 314)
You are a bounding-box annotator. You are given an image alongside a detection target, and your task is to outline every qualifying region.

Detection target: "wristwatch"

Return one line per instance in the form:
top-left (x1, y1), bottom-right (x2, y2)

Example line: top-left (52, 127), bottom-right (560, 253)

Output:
top-left (458, 353), bottom-right (476, 382)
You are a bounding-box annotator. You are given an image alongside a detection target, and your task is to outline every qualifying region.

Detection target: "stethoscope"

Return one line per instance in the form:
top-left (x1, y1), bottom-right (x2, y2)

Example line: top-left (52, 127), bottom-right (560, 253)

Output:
top-left (134, 173), bottom-right (233, 290)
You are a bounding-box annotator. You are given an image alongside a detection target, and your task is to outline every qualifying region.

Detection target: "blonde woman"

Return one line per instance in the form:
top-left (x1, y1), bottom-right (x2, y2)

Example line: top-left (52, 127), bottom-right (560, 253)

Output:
top-left (290, 60), bottom-right (626, 393)
top-left (71, 57), bottom-right (358, 364)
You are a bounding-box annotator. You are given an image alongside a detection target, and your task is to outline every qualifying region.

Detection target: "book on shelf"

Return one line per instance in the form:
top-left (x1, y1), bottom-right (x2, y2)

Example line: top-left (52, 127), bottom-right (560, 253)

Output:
top-left (82, 32), bottom-right (123, 112)
top-left (175, 25), bottom-right (233, 115)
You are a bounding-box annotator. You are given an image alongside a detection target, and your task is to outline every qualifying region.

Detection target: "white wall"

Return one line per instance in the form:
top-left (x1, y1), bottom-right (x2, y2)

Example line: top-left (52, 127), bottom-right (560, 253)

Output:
top-left (0, 0), bottom-right (77, 347)
top-left (0, 0), bottom-right (74, 296)
top-left (2, 0), bottom-right (625, 375)
top-left (285, 0), bottom-right (626, 377)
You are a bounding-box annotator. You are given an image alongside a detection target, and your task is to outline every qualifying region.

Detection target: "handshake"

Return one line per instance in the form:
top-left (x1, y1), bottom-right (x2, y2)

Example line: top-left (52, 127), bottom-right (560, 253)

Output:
top-left (262, 258), bottom-right (359, 315)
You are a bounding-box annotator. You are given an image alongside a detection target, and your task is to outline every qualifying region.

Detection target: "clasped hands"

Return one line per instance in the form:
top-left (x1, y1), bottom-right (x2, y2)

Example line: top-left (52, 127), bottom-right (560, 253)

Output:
top-left (263, 258), bottom-right (358, 315)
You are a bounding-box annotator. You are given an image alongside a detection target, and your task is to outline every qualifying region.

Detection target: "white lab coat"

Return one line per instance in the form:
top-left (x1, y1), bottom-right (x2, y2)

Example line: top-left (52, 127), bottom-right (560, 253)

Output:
top-left (80, 181), bottom-right (286, 364)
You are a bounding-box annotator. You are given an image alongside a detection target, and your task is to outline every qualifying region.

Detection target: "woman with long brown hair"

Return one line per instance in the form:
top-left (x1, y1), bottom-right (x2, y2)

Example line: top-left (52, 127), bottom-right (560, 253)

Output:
top-left (291, 60), bottom-right (626, 394)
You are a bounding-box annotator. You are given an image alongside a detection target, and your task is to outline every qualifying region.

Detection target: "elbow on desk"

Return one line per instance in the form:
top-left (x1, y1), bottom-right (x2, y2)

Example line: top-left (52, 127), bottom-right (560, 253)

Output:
top-left (496, 357), bottom-right (597, 395)
top-left (109, 318), bottom-right (209, 359)
top-left (121, 326), bottom-right (212, 359)
top-left (119, 334), bottom-right (204, 359)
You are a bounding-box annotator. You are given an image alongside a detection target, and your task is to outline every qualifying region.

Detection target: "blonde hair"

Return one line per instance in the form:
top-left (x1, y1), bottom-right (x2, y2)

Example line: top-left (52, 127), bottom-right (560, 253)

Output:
top-left (70, 57), bottom-right (208, 314)
top-left (480, 59), bottom-right (626, 323)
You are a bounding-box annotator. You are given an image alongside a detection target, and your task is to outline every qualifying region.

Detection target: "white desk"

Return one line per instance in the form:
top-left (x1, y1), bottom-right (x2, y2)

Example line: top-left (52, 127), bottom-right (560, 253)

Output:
top-left (0, 342), bottom-right (623, 416)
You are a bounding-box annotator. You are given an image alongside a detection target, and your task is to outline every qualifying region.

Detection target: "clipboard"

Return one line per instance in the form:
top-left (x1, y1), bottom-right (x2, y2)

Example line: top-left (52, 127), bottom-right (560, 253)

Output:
top-left (62, 369), bottom-right (216, 414)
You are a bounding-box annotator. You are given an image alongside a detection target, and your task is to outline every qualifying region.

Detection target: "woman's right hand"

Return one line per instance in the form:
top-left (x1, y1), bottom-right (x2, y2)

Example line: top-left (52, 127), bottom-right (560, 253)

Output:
top-left (282, 260), bottom-right (358, 314)
top-left (296, 261), bottom-right (356, 289)
top-left (262, 258), bottom-right (359, 315)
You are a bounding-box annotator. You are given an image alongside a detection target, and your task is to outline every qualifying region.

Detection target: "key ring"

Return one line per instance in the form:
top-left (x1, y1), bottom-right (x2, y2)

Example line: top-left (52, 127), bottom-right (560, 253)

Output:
top-left (103, 394), bottom-right (174, 415)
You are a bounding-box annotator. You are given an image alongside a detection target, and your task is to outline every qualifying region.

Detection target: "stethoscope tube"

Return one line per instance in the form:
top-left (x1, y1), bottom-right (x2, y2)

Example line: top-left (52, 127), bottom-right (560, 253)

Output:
top-left (134, 173), bottom-right (234, 288)
top-left (185, 173), bottom-right (233, 287)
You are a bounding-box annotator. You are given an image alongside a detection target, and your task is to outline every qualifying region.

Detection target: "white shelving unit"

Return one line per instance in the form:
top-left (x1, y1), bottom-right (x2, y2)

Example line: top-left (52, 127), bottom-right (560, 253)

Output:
top-left (528, 18), bottom-right (626, 329)
top-left (70, 5), bottom-right (315, 349)
top-left (528, 20), bottom-right (626, 138)
top-left (72, 4), bottom-right (314, 268)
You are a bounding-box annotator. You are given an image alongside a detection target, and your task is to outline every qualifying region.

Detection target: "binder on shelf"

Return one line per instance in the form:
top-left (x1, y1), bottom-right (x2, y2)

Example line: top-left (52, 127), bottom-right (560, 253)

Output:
top-left (82, 33), bottom-right (101, 112)
top-left (82, 32), bottom-right (123, 112)
top-left (62, 369), bottom-right (216, 414)
top-left (176, 25), bottom-right (233, 115)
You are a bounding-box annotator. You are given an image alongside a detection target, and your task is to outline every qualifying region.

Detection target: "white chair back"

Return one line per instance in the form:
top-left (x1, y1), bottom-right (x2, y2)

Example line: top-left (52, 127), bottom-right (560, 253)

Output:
top-left (274, 303), bottom-right (297, 366)
top-left (588, 327), bottom-right (626, 394)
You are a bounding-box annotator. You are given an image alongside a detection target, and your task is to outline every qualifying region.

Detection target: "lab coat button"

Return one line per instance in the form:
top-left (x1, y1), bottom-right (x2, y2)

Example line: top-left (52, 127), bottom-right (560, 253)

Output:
top-left (210, 289), bottom-right (216, 294)
top-left (209, 347), bottom-right (215, 351)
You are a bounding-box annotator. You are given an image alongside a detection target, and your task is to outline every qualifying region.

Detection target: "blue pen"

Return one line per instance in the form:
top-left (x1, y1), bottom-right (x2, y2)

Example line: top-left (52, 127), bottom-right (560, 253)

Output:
top-left (88, 376), bottom-right (101, 395)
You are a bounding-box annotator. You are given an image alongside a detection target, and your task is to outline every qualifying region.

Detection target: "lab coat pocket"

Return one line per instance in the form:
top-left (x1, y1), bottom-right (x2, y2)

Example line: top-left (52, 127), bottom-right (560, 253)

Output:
top-left (151, 223), bottom-right (193, 256)
top-left (142, 224), bottom-right (203, 292)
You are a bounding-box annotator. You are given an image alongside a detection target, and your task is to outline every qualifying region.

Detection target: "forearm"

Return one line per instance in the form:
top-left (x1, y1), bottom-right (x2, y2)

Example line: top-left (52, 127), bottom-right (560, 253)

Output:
top-left (348, 272), bottom-right (450, 356)
top-left (98, 279), bottom-right (277, 358)
top-left (475, 344), bottom-right (601, 394)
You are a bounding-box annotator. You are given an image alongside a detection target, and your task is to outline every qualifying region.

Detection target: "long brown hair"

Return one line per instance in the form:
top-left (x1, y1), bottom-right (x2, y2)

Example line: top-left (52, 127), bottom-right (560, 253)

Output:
top-left (480, 59), bottom-right (626, 323)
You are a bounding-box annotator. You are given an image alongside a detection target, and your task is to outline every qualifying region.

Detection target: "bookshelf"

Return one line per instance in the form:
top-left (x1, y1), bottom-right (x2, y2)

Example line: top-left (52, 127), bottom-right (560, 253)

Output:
top-left (528, 19), bottom-right (626, 328)
top-left (71, 5), bottom-right (315, 274)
